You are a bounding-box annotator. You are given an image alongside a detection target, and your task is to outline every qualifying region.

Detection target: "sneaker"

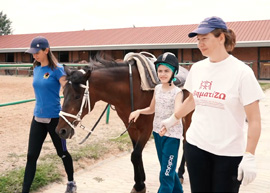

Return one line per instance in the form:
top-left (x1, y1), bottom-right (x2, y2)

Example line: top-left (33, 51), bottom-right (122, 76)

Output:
top-left (65, 181), bottom-right (77, 193)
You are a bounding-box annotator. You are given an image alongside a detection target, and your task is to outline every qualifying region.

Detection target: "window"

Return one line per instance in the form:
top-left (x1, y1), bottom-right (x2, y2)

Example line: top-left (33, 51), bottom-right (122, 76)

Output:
top-left (6, 53), bottom-right (14, 62)
top-left (59, 51), bottom-right (69, 62)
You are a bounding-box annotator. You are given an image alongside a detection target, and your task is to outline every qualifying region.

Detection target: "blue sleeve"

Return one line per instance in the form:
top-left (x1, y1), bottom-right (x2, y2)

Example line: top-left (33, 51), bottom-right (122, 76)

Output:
top-left (55, 64), bottom-right (66, 80)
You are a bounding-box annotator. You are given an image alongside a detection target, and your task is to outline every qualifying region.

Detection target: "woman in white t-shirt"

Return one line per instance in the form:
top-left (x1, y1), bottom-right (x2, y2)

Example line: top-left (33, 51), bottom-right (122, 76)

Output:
top-left (129, 53), bottom-right (184, 193)
top-left (162, 16), bottom-right (264, 193)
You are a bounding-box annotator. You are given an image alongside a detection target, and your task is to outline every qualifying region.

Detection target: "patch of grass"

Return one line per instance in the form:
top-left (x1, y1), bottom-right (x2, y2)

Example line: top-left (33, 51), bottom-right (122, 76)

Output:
top-left (71, 143), bottom-right (109, 161)
top-left (110, 133), bottom-right (131, 144)
top-left (39, 153), bottom-right (60, 163)
top-left (0, 132), bottom-right (133, 192)
top-left (109, 133), bottom-right (132, 151)
top-left (29, 163), bottom-right (62, 192)
top-left (0, 163), bottom-right (61, 193)
top-left (259, 82), bottom-right (270, 91)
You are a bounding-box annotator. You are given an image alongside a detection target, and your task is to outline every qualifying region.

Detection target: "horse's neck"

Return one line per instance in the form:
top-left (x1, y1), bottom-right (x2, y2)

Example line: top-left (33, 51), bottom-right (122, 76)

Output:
top-left (90, 67), bottom-right (132, 106)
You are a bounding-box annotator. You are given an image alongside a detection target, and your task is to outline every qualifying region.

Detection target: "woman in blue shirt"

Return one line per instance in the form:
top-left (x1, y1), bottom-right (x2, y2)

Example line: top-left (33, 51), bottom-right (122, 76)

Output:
top-left (23, 36), bottom-right (76, 193)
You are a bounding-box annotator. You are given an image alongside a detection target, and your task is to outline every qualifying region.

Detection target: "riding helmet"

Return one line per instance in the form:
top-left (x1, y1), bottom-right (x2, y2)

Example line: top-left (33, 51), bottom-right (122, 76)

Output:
top-left (154, 52), bottom-right (179, 85)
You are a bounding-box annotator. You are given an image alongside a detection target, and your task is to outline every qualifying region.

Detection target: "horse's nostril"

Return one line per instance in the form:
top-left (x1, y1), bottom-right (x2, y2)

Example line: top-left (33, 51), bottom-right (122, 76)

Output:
top-left (58, 128), bottom-right (69, 139)
top-left (59, 128), bottom-right (67, 135)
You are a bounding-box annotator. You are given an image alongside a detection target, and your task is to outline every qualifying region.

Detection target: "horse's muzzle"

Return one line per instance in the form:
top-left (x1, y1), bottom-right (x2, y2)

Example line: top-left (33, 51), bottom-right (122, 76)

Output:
top-left (56, 127), bottom-right (75, 139)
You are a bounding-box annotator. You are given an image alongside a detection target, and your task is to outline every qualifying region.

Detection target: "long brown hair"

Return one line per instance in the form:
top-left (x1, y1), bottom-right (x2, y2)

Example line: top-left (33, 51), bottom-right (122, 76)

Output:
top-left (211, 28), bottom-right (236, 54)
top-left (33, 48), bottom-right (58, 70)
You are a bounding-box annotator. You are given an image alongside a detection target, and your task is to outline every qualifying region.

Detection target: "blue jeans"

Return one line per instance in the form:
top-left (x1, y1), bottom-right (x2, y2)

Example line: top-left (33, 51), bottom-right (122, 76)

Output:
top-left (153, 132), bottom-right (183, 193)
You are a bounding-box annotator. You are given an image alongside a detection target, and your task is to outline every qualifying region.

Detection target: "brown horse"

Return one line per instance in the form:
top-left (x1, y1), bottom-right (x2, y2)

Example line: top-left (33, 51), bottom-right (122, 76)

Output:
top-left (55, 55), bottom-right (192, 193)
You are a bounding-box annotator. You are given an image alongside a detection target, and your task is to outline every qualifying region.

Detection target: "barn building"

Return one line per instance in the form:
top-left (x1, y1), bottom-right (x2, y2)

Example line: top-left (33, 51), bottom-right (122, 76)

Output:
top-left (0, 19), bottom-right (269, 79)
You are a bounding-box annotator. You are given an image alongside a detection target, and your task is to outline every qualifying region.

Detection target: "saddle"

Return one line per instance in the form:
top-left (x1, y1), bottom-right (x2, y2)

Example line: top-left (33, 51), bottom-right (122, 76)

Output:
top-left (124, 52), bottom-right (189, 91)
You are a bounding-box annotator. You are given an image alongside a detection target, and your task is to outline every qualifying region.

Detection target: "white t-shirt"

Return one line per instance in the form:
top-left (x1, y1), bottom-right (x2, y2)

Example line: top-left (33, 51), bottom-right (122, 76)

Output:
top-left (153, 84), bottom-right (183, 139)
top-left (184, 55), bottom-right (265, 156)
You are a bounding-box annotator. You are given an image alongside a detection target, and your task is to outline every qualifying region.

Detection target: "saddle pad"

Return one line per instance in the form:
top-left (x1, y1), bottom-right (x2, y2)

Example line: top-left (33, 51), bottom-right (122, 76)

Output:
top-left (124, 52), bottom-right (159, 91)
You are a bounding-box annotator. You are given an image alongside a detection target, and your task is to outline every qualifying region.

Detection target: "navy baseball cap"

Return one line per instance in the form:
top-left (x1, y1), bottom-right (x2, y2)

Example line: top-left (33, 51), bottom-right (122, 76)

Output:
top-left (188, 16), bottom-right (228, 38)
top-left (25, 36), bottom-right (50, 54)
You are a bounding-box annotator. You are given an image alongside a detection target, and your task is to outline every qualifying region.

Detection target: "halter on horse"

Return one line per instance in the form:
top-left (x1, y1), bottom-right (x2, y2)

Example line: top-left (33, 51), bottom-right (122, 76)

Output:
top-left (59, 74), bottom-right (90, 135)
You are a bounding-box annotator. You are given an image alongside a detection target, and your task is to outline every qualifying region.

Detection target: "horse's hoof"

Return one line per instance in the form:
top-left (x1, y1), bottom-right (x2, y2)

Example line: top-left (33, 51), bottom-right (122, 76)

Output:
top-left (180, 177), bottom-right (184, 184)
top-left (130, 187), bottom-right (146, 193)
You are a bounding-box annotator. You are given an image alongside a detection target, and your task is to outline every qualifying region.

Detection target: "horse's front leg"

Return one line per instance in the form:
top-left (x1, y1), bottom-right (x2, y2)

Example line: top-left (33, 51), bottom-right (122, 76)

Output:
top-left (129, 131), bottom-right (151, 193)
top-left (130, 141), bottom-right (146, 193)
top-left (178, 142), bottom-right (186, 184)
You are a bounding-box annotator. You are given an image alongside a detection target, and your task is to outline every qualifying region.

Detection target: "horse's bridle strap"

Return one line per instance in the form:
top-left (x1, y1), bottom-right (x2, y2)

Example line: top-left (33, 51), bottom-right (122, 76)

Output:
top-left (59, 80), bottom-right (91, 130)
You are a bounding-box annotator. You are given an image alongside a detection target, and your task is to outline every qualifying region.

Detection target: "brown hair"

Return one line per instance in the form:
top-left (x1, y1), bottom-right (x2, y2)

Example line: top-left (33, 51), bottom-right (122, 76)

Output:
top-left (33, 48), bottom-right (58, 70)
top-left (211, 28), bottom-right (236, 54)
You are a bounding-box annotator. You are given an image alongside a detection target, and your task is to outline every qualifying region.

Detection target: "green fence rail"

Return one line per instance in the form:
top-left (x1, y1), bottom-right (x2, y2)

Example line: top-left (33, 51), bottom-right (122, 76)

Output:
top-left (0, 96), bottom-right (111, 124)
top-left (0, 63), bottom-right (90, 67)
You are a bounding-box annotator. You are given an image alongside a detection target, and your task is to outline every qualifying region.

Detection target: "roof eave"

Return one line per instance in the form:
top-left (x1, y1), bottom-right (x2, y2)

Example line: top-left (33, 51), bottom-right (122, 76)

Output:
top-left (0, 44), bottom-right (197, 53)
top-left (0, 41), bottom-right (269, 53)
top-left (236, 41), bottom-right (270, 47)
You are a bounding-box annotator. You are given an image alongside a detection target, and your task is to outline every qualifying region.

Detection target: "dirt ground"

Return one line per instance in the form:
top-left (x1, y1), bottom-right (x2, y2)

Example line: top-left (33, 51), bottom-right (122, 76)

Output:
top-left (0, 75), bottom-right (127, 175)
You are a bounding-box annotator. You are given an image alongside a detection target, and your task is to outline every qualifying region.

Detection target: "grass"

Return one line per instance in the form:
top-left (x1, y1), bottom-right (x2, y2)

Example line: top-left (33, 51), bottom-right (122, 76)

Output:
top-left (0, 134), bottom-right (132, 193)
top-left (259, 82), bottom-right (270, 91)
top-left (110, 133), bottom-right (132, 151)
top-left (0, 163), bottom-right (61, 193)
top-left (71, 143), bottom-right (109, 161)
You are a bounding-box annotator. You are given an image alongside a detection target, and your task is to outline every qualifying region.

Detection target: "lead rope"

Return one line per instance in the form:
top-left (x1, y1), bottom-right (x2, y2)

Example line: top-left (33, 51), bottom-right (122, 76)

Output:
top-left (110, 62), bottom-right (134, 139)
top-left (78, 103), bottom-right (110, 144)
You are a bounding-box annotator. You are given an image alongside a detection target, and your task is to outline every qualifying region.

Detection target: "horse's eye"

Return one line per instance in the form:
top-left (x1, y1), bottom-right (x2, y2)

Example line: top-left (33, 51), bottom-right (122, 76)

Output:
top-left (75, 95), bottom-right (81, 100)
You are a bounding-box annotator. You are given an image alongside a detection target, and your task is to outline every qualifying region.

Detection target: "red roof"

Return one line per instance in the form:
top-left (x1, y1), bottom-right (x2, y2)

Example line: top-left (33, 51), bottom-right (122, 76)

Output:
top-left (0, 20), bottom-right (270, 52)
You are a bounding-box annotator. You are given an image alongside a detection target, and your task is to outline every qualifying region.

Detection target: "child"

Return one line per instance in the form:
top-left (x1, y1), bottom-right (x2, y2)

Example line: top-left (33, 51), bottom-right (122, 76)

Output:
top-left (129, 52), bottom-right (183, 193)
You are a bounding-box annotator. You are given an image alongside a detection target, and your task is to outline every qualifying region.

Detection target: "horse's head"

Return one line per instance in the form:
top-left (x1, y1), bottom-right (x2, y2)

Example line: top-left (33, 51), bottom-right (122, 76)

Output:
top-left (56, 65), bottom-right (92, 139)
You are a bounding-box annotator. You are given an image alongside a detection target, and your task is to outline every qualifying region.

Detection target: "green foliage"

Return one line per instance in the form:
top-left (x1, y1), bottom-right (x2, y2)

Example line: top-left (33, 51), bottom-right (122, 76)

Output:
top-left (0, 11), bottom-right (12, 35)
top-left (0, 163), bottom-right (61, 193)
top-left (30, 164), bottom-right (61, 191)
top-left (0, 168), bottom-right (24, 193)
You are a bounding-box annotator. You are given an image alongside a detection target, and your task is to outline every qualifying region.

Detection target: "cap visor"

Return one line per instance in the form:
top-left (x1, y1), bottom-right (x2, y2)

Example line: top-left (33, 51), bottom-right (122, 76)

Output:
top-left (25, 48), bottom-right (41, 54)
top-left (188, 27), bottom-right (215, 38)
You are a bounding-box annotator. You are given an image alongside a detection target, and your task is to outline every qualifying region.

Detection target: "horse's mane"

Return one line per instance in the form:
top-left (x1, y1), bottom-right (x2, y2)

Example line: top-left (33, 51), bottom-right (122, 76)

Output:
top-left (66, 53), bottom-right (128, 90)
top-left (89, 53), bottom-right (128, 69)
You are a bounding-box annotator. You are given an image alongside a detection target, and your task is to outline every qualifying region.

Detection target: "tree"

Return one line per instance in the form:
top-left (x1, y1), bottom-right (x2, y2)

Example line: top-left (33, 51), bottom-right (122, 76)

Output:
top-left (0, 11), bottom-right (12, 35)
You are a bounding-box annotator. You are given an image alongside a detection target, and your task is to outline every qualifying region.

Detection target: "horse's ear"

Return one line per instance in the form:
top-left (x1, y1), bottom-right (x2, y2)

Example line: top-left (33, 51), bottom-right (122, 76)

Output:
top-left (83, 69), bottom-right (91, 82)
top-left (82, 65), bottom-right (91, 82)
top-left (64, 64), bottom-right (72, 76)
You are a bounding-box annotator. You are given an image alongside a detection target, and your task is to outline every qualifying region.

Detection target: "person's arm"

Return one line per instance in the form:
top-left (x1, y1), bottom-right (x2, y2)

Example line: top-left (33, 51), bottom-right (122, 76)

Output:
top-left (244, 100), bottom-right (261, 154)
top-left (59, 76), bottom-right (67, 88)
top-left (174, 93), bottom-right (195, 119)
top-left (237, 100), bottom-right (261, 186)
top-left (161, 93), bottom-right (195, 129)
top-left (129, 94), bottom-right (155, 123)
